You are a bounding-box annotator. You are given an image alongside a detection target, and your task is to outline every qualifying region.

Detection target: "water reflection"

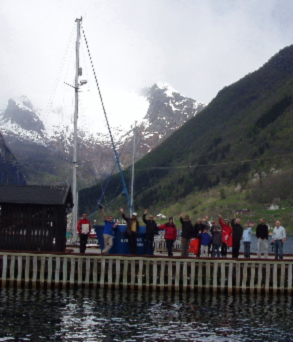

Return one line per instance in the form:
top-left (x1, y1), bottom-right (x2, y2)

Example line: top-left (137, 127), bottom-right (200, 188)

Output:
top-left (0, 288), bottom-right (292, 341)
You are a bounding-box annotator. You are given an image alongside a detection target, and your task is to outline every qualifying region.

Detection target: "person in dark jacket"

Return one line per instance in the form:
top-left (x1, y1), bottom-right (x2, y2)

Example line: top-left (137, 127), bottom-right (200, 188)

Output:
top-left (158, 217), bottom-right (177, 256)
top-left (194, 219), bottom-right (206, 257)
top-left (211, 226), bottom-right (222, 257)
top-left (179, 213), bottom-right (194, 257)
top-left (119, 207), bottom-right (139, 255)
top-left (256, 218), bottom-right (269, 258)
top-left (143, 209), bottom-right (158, 255)
top-left (208, 221), bottom-right (217, 256)
top-left (231, 216), bottom-right (243, 258)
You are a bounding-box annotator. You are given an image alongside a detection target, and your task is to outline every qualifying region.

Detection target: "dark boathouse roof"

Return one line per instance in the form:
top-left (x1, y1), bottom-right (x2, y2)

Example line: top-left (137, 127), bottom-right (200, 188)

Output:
top-left (0, 185), bottom-right (73, 207)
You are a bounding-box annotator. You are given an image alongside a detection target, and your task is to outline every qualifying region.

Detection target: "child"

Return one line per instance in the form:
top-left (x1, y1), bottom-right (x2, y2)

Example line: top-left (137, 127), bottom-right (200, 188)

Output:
top-left (197, 228), bottom-right (212, 257)
top-left (243, 222), bottom-right (252, 258)
top-left (211, 226), bottom-right (222, 258)
top-left (189, 237), bottom-right (200, 256)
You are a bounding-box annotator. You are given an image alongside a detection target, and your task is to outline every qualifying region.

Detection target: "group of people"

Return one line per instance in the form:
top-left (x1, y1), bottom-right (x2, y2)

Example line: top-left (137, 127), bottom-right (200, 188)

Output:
top-left (76, 208), bottom-right (287, 260)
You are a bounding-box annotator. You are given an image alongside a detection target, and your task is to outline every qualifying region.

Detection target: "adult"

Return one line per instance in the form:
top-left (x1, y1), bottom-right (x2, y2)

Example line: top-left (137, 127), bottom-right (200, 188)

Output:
top-left (194, 219), bottom-right (206, 236)
top-left (179, 213), bottom-right (194, 257)
top-left (231, 216), bottom-right (244, 258)
top-left (272, 221), bottom-right (286, 260)
top-left (211, 226), bottom-right (222, 258)
top-left (143, 209), bottom-right (158, 255)
top-left (208, 221), bottom-right (217, 256)
top-left (158, 217), bottom-right (177, 256)
top-left (194, 219), bottom-right (206, 257)
top-left (218, 215), bottom-right (232, 257)
top-left (201, 216), bottom-right (211, 231)
top-left (100, 206), bottom-right (118, 254)
top-left (77, 213), bottom-right (91, 253)
top-left (119, 208), bottom-right (139, 255)
top-left (256, 218), bottom-right (269, 258)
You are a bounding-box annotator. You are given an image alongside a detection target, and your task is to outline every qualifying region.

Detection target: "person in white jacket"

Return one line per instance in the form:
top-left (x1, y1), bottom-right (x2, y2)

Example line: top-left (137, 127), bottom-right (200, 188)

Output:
top-left (271, 221), bottom-right (286, 260)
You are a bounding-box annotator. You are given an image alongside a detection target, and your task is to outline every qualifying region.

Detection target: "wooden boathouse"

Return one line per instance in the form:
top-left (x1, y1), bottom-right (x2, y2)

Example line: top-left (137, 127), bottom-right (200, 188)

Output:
top-left (0, 185), bottom-right (73, 252)
top-left (0, 252), bottom-right (293, 294)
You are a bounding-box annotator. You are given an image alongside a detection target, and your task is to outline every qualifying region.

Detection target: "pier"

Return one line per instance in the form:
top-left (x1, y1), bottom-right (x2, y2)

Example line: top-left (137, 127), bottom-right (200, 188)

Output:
top-left (1, 251), bottom-right (293, 294)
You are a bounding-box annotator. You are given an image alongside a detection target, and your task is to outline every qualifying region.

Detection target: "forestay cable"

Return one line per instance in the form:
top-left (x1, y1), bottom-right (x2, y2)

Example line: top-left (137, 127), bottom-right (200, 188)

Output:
top-left (81, 25), bottom-right (133, 212)
top-left (89, 133), bottom-right (130, 217)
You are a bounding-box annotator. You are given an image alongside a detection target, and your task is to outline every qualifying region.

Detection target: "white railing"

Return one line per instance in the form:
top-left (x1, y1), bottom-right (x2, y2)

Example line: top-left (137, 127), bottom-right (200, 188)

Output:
top-left (154, 237), bottom-right (181, 253)
top-left (0, 251), bottom-right (292, 294)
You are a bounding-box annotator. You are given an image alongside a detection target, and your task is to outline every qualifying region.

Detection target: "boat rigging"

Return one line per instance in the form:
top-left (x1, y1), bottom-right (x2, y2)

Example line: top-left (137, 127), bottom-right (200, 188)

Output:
top-left (70, 17), bottom-right (134, 242)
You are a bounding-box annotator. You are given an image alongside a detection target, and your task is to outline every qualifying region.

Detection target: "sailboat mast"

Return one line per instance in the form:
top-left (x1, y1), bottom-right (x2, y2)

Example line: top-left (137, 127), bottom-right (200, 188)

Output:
top-left (72, 17), bottom-right (82, 243)
top-left (130, 121), bottom-right (137, 215)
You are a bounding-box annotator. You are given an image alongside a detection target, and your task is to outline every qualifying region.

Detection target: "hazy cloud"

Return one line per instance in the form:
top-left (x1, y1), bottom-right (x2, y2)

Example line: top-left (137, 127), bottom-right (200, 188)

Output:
top-left (1, 0), bottom-right (293, 129)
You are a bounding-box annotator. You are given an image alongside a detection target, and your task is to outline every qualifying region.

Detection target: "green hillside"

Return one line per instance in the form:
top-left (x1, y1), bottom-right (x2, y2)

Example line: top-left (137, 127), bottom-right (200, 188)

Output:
top-left (79, 45), bottom-right (293, 230)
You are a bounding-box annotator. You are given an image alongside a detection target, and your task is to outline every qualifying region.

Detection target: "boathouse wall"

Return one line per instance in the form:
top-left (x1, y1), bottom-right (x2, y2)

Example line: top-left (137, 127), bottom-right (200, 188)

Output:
top-left (0, 185), bottom-right (73, 252)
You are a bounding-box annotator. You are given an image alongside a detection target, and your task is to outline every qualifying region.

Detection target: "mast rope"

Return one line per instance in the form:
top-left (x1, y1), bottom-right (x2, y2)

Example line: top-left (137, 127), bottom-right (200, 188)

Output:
top-left (89, 191), bottom-right (125, 219)
top-left (89, 132), bottom-right (131, 216)
top-left (81, 25), bottom-right (133, 212)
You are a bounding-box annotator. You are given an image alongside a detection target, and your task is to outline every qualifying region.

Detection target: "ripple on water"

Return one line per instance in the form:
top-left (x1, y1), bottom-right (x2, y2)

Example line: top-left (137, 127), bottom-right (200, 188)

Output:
top-left (0, 288), bottom-right (292, 341)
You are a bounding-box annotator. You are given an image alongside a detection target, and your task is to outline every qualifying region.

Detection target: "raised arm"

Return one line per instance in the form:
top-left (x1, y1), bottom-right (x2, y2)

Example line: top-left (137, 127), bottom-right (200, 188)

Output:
top-left (119, 207), bottom-right (128, 221)
top-left (218, 214), bottom-right (224, 228)
top-left (143, 209), bottom-right (148, 224)
top-left (101, 207), bottom-right (107, 221)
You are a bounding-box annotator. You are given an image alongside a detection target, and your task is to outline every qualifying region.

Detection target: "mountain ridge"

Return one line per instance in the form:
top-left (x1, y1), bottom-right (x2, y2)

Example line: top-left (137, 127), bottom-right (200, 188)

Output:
top-left (0, 83), bottom-right (205, 188)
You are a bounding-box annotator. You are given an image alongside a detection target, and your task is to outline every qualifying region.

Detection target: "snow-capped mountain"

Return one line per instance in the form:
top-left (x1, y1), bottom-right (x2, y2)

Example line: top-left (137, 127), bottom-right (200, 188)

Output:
top-left (119, 83), bottom-right (205, 164)
top-left (0, 83), bottom-right (205, 188)
top-left (0, 131), bottom-right (26, 185)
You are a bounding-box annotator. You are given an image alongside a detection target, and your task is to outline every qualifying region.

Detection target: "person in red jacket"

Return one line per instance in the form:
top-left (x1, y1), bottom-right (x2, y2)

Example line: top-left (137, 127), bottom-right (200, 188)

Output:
top-left (218, 214), bottom-right (232, 257)
top-left (77, 213), bottom-right (91, 253)
top-left (158, 217), bottom-right (177, 256)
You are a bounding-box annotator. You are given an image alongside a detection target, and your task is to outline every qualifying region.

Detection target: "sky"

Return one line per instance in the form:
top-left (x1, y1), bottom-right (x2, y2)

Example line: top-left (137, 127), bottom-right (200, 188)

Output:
top-left (1, 0), bottom-right (293, 132)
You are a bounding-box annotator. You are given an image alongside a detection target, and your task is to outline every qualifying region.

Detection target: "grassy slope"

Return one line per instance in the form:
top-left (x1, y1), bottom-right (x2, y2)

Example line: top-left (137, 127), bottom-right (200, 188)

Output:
top-left (160, 185), bottom-right (293, 234)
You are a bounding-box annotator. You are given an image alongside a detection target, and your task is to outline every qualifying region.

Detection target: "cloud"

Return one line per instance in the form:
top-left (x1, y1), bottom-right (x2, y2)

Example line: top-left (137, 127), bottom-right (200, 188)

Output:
top-left (1, 0), bottom-right (293, 131)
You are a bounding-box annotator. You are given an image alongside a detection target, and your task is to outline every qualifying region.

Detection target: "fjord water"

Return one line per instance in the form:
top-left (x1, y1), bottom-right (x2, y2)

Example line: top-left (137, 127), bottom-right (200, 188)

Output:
top-left (0, 287), bottom-right (292, 342)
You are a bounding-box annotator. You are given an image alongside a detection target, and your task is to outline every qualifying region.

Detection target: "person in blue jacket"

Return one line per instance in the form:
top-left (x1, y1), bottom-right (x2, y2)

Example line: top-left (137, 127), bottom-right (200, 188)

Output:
top-left (100, 206), bottom-right (118, 254)
top-left (197, 228), bottom-right (212, 257)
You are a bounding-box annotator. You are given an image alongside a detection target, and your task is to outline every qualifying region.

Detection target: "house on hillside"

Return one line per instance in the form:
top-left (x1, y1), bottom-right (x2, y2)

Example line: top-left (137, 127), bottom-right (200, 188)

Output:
top-left (0, 185), bottom-right (73, 252)
top-left (267, 203), bottom-right (280, 211)
top-left (156, 213), bottom-right (167, 219)
top-left (235, 209), bottom-right (250, 215)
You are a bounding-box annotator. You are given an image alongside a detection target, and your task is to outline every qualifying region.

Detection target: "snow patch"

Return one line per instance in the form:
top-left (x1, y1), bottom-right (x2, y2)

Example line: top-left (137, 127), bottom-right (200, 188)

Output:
top-left (156, 82), bottom-right (179, 97)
